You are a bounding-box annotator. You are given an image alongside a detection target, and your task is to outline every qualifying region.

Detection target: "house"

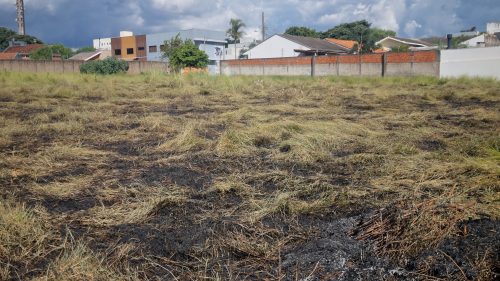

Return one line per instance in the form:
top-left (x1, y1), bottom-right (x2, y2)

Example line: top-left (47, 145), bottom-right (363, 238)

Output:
top-left (2, 43), bottom-right (45, 60)
top-left (458, 22), bottom-right (500, 48)
top-left (375, 36), bottom-right (437, 52)
top-left (0, 53), bottom-right (18, 60)
top-left (69, 50), bottom-right (111, 61)
top-left (460, 34), bottom-right (500, 48)
top-left (244, 34), bottom-right (350, 59)
top-left (146, 29), bottom-right (226, 73)
top-left (460, 34), bottom-right (487, 48)
top-left (325, 38), bottom-right (358, 51)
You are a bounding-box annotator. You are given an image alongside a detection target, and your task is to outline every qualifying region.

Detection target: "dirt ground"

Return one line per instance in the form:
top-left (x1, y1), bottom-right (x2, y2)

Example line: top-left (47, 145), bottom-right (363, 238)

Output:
top-left (0, 73), bottom-right (499, 280)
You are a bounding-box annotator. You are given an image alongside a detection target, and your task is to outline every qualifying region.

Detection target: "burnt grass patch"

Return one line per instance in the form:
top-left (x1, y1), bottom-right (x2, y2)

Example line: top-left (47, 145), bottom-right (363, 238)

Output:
top-left (1, 74), bottom-right (499, 280)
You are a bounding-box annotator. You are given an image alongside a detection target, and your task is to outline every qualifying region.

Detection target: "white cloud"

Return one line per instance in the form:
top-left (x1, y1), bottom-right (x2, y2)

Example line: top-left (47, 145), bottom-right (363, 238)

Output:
top-left (404, 20), bottom-right (422, 37)
top-left (1, 0), bottom-right (499, 46)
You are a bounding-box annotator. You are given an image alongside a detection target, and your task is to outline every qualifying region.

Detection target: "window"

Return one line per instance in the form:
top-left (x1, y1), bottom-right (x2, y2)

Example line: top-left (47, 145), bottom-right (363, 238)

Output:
top-left (149, 45), bottom-right (157, 53)
top-left (138, 47), bottom-right (145, 51)
top-left (160, 45), bottom-right (165, 52)
top-left (114, 49), bottom-right (121, 55)
top-left (127, 48), bottom-right (134, 55)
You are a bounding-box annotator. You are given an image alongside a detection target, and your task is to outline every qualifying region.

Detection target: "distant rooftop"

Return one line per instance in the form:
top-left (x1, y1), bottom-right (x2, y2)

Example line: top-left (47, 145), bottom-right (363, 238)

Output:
top-left (325, 38), bottom-right (358, 50)
top-left (280, 34), bottom-right (350, 53)
top-left (376, 36), bottom-right (436, 47)
top-left (3, 44), bottom-right (45, 54)
top-left (147, 28), bottom-right (227, 42)
top-left (0, 53), bottom-right (17, 60)
top-left (69, 51), bottom-right (102, 61)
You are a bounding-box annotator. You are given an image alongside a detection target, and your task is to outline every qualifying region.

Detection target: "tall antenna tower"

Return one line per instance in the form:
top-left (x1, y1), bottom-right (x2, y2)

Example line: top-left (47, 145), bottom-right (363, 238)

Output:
top-left (16, 0), bottom-right (25, 35)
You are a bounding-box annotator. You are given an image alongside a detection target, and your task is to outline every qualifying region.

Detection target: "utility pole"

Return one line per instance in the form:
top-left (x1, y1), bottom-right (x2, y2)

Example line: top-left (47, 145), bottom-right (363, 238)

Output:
top-left (261, 12), bottom-right (265, 42)
top-left (16, 0), bottom-right (25, 35)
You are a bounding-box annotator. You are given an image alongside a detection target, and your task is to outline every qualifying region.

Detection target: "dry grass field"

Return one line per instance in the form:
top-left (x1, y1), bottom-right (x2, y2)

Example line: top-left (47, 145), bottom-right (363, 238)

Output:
top-left (0, 71), bottom-right (499, 280)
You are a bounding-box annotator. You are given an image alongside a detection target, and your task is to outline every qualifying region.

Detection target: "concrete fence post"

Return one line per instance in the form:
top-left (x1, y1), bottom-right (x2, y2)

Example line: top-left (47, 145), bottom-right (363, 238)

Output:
top-left (358, 54), bottom-right (362, 76)
top-left (436, 50), bottom-right (441, 78)
top-left (311, 56), bottom-right (316, 77)
top-left (336, 56), bottom-right (340, 76)
top-left (410, 52), bottom-right (415, 75)
top-left (382, 53), bottom-right (387, 77)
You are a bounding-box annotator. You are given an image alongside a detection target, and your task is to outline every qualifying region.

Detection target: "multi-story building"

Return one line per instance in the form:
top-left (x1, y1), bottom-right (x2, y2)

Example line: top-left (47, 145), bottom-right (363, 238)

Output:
top-left (93, 38), bottom-right (112, 50)
top-left (146, 29), bottom-right (226, 73)
top-left (110, 32), bottom-right (147, 61)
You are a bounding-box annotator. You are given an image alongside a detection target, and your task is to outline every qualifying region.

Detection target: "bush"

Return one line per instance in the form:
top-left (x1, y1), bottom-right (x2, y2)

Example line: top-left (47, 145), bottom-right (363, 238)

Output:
top-left (80, 58), bottom-right (129, 75)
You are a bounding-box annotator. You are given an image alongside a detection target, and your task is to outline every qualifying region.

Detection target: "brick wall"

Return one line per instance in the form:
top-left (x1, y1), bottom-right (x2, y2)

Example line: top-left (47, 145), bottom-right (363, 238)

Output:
top-left (221, 50), bottom-right (440, 77)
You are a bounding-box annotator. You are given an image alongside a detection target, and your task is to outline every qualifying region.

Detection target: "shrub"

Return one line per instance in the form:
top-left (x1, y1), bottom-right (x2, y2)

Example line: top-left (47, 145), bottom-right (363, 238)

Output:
top-left (80, 58), bottom-right (129, 75)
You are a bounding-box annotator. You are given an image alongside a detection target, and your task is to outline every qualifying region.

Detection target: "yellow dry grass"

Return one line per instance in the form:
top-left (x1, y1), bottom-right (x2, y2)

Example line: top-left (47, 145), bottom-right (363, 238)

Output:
top-left (0, 71), bottom-right (498, 280)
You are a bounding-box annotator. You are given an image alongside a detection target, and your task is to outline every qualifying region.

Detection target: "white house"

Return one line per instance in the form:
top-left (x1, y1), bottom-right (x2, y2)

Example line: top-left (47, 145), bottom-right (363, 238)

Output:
top-left (244, 34), bottom-right (349, 59)
top-left (460, 34), bottom-right (486, 48)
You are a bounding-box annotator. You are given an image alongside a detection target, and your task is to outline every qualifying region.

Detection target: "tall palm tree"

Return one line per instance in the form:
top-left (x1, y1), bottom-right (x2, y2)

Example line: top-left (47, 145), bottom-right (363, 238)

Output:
top-left (227, 18), bottom-right (246, 59)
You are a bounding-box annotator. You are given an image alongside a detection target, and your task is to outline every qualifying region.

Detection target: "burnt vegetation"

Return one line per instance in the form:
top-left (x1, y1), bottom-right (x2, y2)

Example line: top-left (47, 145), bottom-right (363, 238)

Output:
top-left (0, 72), bottom-right (499, 280)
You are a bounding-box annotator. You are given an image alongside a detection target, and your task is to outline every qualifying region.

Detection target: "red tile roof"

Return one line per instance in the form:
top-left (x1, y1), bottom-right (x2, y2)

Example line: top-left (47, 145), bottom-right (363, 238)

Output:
top-left (3, 44), bottom-right (45, 54)
top-left (325, 38), bottom-right (358, 49)
top-left (0, 53), bottom-right (17, 60)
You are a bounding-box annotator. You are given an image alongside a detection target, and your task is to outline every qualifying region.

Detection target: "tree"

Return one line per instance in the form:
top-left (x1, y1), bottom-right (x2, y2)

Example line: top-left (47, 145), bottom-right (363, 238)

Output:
top-left (161, 34), bottom-right (184, 60)
top-left (227, 18), bottom-right (246, 59)
top-left (76, 46), bottom-right (96, 54)
top-left (30, 44), bottom-right (73, 60)
top-left (161, 36), bottom-right (209, 72)
top-left (369, 28), bottom-right (396, 43)
top-left (0, 27), bottom-right (42, 51)
top-left (284, 26), bottom-right (320, 38)
top-left (322, 20), bottom-right (396, 53)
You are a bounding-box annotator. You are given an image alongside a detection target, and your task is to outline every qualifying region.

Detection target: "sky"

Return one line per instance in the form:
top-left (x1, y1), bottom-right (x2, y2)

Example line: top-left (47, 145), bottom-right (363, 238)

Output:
top-left (0, 0), bottom-right (499, 48)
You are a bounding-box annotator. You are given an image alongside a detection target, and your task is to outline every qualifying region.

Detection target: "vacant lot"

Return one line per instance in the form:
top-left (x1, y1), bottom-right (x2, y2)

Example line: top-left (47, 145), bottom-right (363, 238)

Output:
top-left (0, 72), bottom-right (498, 280)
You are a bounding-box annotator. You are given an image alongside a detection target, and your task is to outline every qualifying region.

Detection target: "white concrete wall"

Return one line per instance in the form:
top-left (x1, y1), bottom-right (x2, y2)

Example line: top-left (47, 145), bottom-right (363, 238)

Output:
top-left (245, 35), bottom-right (308, 59)
top-left (93, 38), bottom-right (111, 50)
top-left (441, 46), bottom-right (500, 79)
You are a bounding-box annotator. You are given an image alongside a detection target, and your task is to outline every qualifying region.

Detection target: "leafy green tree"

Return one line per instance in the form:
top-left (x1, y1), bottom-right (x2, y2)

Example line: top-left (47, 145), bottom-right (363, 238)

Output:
top-left (76, 46), bottom-right (96, 54)
top-left (30, 44), bottom-right (73, 60)
top-left (161, 34), bottom-right (184, 60)
top-left (391, 45), bottom-right (410, 52)
top-left (227, 18), bottom-right (246, 59)
top-left (322, 20), bottom-right (396, 53)
top-left (323, 20), bottom-right (371, 52)
top-left (369, 28), bottom-right (396, 43)
top-left (0, 27), bottom-right (43, 51)
top-left (284, 26), bottom-right (320, 38)
top-left (161, 36), bottom-right (209, 72)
